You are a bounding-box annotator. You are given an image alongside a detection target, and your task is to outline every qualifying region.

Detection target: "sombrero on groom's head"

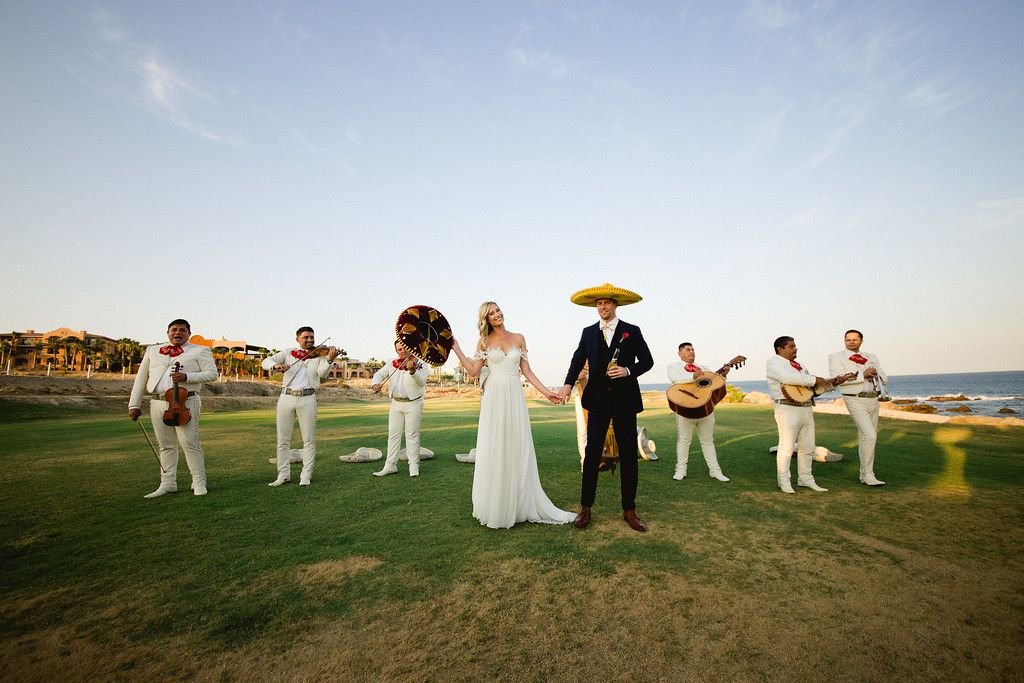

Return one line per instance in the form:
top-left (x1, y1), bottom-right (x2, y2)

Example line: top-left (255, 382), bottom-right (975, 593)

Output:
top-left (569, 282), bottom-right (643, 307)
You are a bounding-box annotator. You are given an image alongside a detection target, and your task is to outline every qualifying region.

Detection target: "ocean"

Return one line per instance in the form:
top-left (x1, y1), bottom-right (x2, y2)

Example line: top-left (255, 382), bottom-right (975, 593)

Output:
top-left (643, 370), bottom-right (1024, 419)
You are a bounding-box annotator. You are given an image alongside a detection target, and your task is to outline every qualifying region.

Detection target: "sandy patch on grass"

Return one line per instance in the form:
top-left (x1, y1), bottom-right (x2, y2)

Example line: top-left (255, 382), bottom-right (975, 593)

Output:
top-left (292, 557), bottom-right (384, 588)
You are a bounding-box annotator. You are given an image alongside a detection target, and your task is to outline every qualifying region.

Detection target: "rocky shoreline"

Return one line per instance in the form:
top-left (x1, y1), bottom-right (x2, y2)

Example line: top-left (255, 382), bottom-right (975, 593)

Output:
top-left (2, 374), bottom-right (1020, 427)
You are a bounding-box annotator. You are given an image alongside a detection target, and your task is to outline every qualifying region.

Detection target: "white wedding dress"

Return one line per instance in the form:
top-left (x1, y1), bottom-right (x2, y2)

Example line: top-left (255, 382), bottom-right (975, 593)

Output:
top-left (472, 347), bottom-right (576, 529)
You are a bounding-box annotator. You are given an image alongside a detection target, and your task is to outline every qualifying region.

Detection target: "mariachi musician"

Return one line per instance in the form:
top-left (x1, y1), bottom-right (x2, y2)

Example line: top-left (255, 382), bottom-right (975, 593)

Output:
top-left (666, 342), bottom-right (731, 482)
top-left (128, 318), bottom-right (218, 499)
top-left (370, 339), bottom-right (430, 478)
top-left (766, 335), bottom-right (856, 494)
top-left (828, 329), bottom-right (887, 486)
top-left (262, 326), bottom-right (339, 487)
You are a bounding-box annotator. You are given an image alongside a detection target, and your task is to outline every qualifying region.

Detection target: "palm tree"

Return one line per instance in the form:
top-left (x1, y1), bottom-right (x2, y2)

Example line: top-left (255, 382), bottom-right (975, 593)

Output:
top-left (0, 340), bottom-right (10, 370)
top-left (8, 331), bottom-right (20, 369)
top-left (114, 338), bottom-right (144, 372)
top-left (46, 336), bottom-right (61, 369)
top-left (60, 336), bottom-right (84, 372)
top-left (31, 341), bottom-right (43, 368)
top-left (211, 347), bottom-right (229, 377)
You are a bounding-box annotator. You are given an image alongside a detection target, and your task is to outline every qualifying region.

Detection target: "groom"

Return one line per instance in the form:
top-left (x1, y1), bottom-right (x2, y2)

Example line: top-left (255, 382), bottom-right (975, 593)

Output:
top-left (558, 283), bottom-right (653, 532)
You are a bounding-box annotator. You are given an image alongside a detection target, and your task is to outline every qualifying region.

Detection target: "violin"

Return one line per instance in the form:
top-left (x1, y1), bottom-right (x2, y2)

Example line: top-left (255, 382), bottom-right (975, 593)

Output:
top-left (162, 361), bottom-right (192, 426)
top-left (295, 345), bottom-right (338, 360)
top-left (290, 338), bottom-right (338, 362)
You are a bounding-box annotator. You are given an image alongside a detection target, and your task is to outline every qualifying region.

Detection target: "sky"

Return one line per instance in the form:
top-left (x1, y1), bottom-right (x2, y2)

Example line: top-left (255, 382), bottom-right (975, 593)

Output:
top-left (2, 1), bottom-right (1022, 384)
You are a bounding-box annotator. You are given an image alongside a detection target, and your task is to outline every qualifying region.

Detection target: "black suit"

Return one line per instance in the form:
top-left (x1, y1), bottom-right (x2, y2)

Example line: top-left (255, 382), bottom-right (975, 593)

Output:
top-left (563, 320), bottom-right (653, 510)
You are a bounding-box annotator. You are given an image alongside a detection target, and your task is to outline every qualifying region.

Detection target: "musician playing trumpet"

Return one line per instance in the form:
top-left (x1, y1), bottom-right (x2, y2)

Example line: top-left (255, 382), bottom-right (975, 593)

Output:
top-left (371, 340), bottom-right (429, 478)
top-left (262, 326), bottom-right (339, 487)
top-left (828, 329), bottom-right (888, 486)
top-left (667, 343), bottom-right (730, 482)
top-left (766, 336), bottom-right (839, 494)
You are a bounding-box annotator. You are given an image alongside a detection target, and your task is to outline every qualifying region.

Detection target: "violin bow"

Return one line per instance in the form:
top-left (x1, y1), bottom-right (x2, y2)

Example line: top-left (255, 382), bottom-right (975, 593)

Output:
top-left (137, 418), bottom-right (167, 473)
top-left (282, 337), bottom-right (332, 390)
top-left (375, 354), bottom-right (424, 393)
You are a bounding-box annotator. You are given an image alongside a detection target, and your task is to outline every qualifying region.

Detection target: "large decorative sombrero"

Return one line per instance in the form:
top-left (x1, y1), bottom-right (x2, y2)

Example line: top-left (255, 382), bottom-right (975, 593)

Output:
top-left (569, 282), bottom-right (643, 307)
top-left (395, 305), bottom-right (453, 367)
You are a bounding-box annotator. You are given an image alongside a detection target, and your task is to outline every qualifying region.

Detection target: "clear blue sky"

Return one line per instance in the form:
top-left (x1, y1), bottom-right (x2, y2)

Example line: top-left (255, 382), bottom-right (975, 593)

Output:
top-left (2, 1), bottom-right (1022, 382)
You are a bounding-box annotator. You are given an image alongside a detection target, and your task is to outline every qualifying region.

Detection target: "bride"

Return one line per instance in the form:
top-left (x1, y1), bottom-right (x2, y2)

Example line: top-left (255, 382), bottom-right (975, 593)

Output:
top-left (451, 302), bottom-right (577, 529)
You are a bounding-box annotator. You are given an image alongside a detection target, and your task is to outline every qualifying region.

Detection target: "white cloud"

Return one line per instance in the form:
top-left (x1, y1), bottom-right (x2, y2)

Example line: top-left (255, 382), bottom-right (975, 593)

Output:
top-left (85, 10), bottom-right (236, 145)
top-left (904, 81), bottom-right (970, 116)
top-left (507, 25), bottom-right (580, 79)
top-left (740, 0), bottom-right (800, 32)
top-left (378, 33), bottom-right (452, 85)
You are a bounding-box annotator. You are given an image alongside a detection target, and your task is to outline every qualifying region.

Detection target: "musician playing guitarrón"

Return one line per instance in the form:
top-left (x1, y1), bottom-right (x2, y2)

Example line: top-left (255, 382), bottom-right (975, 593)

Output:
top-left (262, 326), bottom-right (339, 487)
top-left (667, 343), bottom-right (730, 482)
top-left (128, 319), bottom-right (218, 499)
top-left (828, 329), bottom-right (887, 486)
top-left (766, 336), bottom-right (830, 494)
top-left (371, 339), bottom-right (430, 478)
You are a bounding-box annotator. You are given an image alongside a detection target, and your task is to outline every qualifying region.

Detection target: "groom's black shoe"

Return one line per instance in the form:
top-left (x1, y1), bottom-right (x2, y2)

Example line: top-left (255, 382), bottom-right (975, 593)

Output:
top-left (623, 509), bottom-right (647, 533)
top-left (573, 506), bottom-right (591, 529)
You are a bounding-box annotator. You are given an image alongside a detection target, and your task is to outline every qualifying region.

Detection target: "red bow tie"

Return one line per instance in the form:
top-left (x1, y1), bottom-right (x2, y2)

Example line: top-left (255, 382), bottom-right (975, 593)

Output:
top-left (849, 354), bottom-right (868, 365)
top-left (684, 363), bottom-right (700, 373)
top-left (291, 350), bottom-right (309, 360)
top-left (789, 360), bottom-right (803, 371)
top-left (159, 345), bottom-right (184, 357)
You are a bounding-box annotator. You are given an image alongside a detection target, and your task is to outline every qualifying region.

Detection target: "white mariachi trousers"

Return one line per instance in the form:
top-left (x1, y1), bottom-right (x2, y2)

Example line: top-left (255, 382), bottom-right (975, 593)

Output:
top-left (844, 395), bottom-right (880, 479)
top-left (275, 393), bottom-right (318, 482)
top-left (383, 399), bottom-right (424, 468)
top-left (773, 404), bottom-right (816, 484)
top-left (149, 395), bottom-right (206, 490)
top-left (674, 413), bottom-right (724, 477)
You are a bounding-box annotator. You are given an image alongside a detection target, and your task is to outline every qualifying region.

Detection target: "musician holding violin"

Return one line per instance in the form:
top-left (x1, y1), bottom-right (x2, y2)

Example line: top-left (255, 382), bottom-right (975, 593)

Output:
top-left (128, 319), bottom-right (218, 498)
top-left (666, 343), bottom-right (736, 483)
top-left (370, 339), bottom-right (429, 478)
top-left (261, 326), bottom-right (339, 487)
top-left (766, 336), bottom-right (856, 495)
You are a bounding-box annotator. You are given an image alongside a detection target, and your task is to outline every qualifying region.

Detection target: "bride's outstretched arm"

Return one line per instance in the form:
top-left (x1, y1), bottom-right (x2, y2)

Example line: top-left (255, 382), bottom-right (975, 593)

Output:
top-left (451, 339), bottom-right (485, 378)
top-left (518, 341), bottom-right (560, 404)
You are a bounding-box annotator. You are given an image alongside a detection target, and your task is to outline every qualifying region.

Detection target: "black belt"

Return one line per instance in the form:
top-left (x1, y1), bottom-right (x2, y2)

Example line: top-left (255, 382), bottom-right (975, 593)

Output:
top-left (392, 395), bottom-right (422, 403)
top-left (775, 399), bottom-right (813, 408)
top-left (282, 388), bottom-right (316, 397)
top-left (843, 392), bottom-right (879, 398)
top-left (151, 392), bottom-right (196, 400)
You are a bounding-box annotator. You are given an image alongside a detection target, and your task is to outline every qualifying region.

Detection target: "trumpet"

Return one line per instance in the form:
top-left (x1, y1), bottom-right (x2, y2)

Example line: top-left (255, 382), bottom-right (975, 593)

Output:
top-left (866, 362), bottom-right (890, 401)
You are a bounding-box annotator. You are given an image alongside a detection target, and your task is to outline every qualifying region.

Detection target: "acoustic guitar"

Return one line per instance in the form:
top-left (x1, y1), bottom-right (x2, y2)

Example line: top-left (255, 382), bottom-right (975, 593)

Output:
top-left (781, 372), bottom-right (858, 403)
top-left (666, 355), bottom-right (747, 419)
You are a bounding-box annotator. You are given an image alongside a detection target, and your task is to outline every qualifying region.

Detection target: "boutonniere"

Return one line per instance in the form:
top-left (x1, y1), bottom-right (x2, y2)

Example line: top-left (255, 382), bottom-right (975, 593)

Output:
top-left (621, 332), bottom-right (630, 341)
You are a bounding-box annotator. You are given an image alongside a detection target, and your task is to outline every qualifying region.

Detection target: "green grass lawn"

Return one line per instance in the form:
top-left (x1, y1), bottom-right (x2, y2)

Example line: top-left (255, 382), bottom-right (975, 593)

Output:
top-left (1, 398), bottom-right (1022, 681)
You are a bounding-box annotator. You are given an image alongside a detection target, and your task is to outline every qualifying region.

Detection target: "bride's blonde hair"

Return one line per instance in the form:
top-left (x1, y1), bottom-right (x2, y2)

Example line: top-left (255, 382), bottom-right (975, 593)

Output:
top-left (477, 301), bottom-right (499, 348)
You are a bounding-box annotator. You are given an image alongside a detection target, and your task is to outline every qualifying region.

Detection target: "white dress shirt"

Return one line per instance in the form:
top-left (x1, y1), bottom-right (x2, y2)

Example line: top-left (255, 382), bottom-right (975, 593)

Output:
top-left (828, 350), bottom-right (888, 395)
top-left (667, 362), bottom-right (710, 385)
top-left (600, 318), bottom-right (619, 345)
top-left (766, 355), bottom-right (816, 401)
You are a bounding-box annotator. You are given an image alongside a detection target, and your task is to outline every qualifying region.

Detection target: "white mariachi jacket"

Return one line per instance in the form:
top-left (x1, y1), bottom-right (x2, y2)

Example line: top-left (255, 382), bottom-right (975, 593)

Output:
top-left (766, 355), bottom-right (815, 401)
top-left (667, 361), bottom-right (711, 385)
top-left (261, 349), bottom-right (334, 390)
top-left (828, 350), bottom-right (887, 395)
top-left (129, 343), bottom-right (218, 409)
top-left (372, 360), bottom-right (429, 400)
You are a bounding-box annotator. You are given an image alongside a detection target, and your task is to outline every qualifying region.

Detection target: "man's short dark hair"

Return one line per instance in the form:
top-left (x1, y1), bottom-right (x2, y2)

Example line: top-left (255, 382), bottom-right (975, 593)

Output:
top-left (845, 329), bottom-right (863, 340)
top-left (773, 336), bottom-right (794, 353)
top-left (296, 326), bottom-right (314, 337)
top-left (168, 319), bottom-right (191, 331)
top-left (678, 342), bottom-right (693, 350)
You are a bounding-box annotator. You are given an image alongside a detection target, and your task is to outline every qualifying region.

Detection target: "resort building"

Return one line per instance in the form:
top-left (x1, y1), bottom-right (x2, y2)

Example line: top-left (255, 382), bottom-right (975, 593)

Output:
top-left (0, 328), bottom-right (118, 371)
